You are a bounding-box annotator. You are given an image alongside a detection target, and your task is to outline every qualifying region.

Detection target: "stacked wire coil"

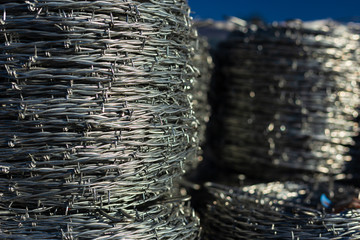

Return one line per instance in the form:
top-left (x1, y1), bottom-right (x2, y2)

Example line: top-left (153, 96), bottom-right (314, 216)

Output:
top-left (0, 0), bottom-right (200, 239)
top-left (202, 181), bottom-right (360, 240)
top-left (210, 20), bottom-right (360, 178)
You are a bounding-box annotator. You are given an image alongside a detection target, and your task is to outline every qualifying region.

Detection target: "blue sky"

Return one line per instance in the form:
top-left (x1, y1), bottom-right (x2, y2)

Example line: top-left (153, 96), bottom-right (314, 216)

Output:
top-left (188, 0), bottom-right (360, 22)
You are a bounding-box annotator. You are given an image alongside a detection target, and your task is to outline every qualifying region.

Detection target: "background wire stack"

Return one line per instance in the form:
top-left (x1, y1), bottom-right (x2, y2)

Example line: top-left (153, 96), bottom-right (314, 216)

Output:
top-left (202, 181), bottom-right (360, 240)
top-left (0, 0), bottom-right (200, 239)
top-left (191, 37), bottom-right (213, 157)
top-left (194, 18), bottom-right (239, 49)
top-left (344, 22), bottom-right (360, 182)
top-left (209, 20), bottom-right (360, 180)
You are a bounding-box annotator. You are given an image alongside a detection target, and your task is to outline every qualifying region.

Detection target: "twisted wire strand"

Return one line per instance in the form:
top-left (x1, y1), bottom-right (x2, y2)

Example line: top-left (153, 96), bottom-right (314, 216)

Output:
top-left (181, 36), bottom-right (213, 172)
top-left (192, 37), bottom-right (212, 147)
top-left (0, 201), bottom-right (199, 240)
top-left (0, 0), bottom-right (200, 238)
top-left (203, 181), bottom-right (360, 240)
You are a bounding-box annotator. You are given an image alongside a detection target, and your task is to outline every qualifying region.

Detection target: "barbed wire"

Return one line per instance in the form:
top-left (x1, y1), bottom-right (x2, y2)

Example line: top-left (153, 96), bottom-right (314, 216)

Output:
top-left (192, 37), bottom-right (212, 147)
top-left (0, 0), bottom-right (200, 238)
top-left (208, 19), bottom-right (360, 180)
top-left (202, 181), bottom-right (360, 240)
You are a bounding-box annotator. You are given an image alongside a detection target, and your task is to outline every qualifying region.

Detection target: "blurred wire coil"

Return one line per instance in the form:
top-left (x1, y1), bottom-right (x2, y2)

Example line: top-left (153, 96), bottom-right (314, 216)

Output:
top-left (345, 22), bottom-right (360, 180)
top-left (194, 19), bottom-right (239, 49)
top-left (210, 20), bottom-right (360, 178)
top-left (0, 0), bottom-right (200, 239)
top-left (191, 37), bottom-right (212, 149)
top-left (202, 181), bottom-right (360, 240)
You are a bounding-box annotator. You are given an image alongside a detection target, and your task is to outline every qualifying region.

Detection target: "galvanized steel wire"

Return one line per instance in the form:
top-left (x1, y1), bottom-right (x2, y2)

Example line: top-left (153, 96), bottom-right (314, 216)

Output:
top-left (209, 20), bottom-right (360, 179)
top-left (192, 37), bottom-right (212, 148)
top-left (0, 0), bottom-right (200, 239)
top-left (202, 181), bottom-right (360, 240)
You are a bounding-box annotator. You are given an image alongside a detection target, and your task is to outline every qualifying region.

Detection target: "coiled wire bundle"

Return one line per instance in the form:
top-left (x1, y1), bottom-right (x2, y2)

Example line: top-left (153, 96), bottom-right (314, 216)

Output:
top-left (202, 181), bottom-right (360, 240)
top-left (210, 20), bottom-right (360, 179)
top-left (0, 0), bottom-right (200, 239)
top-left (1, 201), bottom-right (199, 239)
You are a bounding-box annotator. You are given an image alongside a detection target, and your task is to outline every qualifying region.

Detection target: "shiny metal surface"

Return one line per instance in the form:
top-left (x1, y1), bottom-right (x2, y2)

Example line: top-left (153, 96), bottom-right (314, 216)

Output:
top-left (203, 181), bottom-right (360, 240)
top-left (0, 0), bottom-right (200, 239)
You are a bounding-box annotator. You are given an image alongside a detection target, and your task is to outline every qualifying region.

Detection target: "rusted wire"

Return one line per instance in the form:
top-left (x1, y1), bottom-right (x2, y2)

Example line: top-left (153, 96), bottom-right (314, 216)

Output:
top-left (0, 0), bottom-right (200, 239)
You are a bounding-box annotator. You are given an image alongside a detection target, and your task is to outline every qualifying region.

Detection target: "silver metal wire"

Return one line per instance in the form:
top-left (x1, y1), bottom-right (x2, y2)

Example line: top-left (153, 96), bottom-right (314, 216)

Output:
top-left (0, 0), bottom-right (200, 238)
top-left (192, 37), bottom-right (212, 148)
top-left (202, 181), bottom-right (360, 240)
top-left (181, 36), bottom-right (213, 174)
top-left (208, 20), bottom-right (360, 179)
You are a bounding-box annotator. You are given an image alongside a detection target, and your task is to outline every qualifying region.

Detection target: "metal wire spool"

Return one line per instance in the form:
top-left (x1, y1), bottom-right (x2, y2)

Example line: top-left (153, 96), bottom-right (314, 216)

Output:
top-left (1, 200), bottom-right (199, 239)
top-left (202, 181), bottom-right (360, 240)
top-left (209, 20), bottom-right (360, 178)
top-left (0, 0), bottom-right (199, 238)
